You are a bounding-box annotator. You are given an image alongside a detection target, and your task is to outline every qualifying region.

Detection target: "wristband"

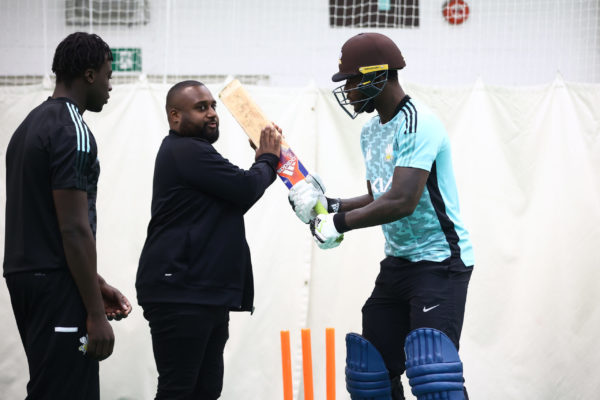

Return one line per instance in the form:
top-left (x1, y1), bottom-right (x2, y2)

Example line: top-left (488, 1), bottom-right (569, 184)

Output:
top-left (327, 197), bottom-right (342, 213)
top-left (333, 212), bottom-right (352, 233)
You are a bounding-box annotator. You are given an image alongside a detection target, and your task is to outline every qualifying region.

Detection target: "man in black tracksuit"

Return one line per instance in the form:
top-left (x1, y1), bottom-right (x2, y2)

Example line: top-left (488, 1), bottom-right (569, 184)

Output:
top-left (4, 33), bottom-right (131, 399)
top-left (136, 80), bottom-right (282, 399)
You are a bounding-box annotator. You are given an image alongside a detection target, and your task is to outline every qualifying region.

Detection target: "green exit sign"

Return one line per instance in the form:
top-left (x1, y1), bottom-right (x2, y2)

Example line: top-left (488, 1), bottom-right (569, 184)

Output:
top-left (111, 48), bottom-right (142, 72)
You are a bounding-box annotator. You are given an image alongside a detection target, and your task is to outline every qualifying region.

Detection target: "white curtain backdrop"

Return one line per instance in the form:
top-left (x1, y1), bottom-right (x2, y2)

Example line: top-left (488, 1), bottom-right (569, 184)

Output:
top-left (0, 78), bottom-right (599, 399)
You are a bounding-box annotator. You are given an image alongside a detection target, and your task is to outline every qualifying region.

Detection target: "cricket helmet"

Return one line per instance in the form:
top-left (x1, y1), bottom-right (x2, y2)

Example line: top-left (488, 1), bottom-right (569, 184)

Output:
top-left (332, 33), bottom-right (406, 119)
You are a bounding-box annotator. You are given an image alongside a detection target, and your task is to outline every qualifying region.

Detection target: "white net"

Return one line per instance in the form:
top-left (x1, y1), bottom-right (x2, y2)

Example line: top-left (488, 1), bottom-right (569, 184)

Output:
top-left (64, 0), bottom-right (150, 27)
top-left (0, 0), bottom-right (598, 86)
top-left (329, 0), bottom-right (419, 28)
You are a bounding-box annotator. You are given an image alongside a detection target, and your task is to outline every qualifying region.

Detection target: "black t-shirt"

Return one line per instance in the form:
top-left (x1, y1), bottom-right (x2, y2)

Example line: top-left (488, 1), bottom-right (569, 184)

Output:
top-left (3, 97), bottom-right (100, 276)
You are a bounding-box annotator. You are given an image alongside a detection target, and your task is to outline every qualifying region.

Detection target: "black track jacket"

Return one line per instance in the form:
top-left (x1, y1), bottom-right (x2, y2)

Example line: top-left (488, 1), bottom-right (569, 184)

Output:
top-left (136, 130), bottom-right (279, 312)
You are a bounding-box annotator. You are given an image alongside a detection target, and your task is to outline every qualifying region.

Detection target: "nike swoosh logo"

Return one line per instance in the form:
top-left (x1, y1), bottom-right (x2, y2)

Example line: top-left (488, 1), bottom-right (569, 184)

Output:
top-left (422, 304), bottom-right (440, 312)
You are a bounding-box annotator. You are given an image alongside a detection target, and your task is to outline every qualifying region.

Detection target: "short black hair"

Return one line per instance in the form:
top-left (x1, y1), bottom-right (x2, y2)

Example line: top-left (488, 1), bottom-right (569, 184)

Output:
top-left (166, 80), bottom-right (204, 110)
top-left (52, 32), bottom-right (112, 84)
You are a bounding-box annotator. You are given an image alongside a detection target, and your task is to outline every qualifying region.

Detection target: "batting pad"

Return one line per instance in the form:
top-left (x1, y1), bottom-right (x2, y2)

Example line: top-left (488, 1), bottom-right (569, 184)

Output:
top-left (405, 328), bottom-right (465, 400)
top-left (345, 333), bottom-right (392, 400)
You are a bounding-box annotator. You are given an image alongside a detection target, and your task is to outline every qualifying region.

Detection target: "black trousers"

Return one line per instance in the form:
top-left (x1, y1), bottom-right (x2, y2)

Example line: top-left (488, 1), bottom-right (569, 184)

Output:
top-left (362, 256), bottom-right (472, 399)
top-left (5, 270), bottom-right (99, 400)
top-left (143, 303), bottom-right (230, 400)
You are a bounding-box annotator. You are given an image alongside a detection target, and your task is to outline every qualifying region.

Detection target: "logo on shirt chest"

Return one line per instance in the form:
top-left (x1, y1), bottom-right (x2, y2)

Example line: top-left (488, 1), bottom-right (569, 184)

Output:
top-left (371, 176), bottom-right (394, 194)
top-left (385, 143), bottom-right (393, 161)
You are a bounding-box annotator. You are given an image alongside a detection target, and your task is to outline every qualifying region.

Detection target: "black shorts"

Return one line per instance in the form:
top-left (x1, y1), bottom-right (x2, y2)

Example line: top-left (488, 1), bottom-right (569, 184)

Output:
top-left (361, 256), bottom-right (472, 377)
top-left (5, 270), bottom-right (99, 400)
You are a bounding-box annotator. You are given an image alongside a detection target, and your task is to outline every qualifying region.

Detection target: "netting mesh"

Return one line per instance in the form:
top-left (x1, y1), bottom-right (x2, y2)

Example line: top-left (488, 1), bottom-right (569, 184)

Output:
top-left (64, 0), bottom-right (150, 27)
top-left (329, 0), bottom-right (419, 28)
top-left (0, 0), bottom-right (598, 86)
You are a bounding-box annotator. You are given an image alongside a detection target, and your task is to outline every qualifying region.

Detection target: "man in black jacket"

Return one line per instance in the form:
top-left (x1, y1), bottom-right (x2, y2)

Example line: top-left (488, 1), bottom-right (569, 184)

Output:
top-left (136, 80), bottom-right (281, 399)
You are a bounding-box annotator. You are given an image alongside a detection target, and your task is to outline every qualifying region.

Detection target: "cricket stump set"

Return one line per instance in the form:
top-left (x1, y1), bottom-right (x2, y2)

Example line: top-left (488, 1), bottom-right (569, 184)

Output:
top-left (280, 328), bottom-right (336, 400)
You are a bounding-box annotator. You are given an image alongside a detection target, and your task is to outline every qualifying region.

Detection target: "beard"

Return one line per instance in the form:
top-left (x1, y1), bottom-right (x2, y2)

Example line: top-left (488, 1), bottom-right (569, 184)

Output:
top-left (354, 98), bottom-right (375, 114)
top-left (179, 116), bottom-right (219, 144)
top-left (362, 99), bottom-right (376, 113)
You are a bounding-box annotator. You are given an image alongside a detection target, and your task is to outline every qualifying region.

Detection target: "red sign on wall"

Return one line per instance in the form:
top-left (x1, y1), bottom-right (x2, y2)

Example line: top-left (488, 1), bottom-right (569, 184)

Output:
top-left (442, 0), bottom-right (469, 25)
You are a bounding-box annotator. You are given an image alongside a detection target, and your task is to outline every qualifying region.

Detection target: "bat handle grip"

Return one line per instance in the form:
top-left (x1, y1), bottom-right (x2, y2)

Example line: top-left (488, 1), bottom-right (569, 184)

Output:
top-left (314, 201), bottom-right (328, 215)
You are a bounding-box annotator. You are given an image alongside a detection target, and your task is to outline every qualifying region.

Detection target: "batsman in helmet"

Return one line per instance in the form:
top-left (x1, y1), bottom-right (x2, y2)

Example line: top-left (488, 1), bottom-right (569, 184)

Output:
top-left (288, 33), bottom-right (475, 400)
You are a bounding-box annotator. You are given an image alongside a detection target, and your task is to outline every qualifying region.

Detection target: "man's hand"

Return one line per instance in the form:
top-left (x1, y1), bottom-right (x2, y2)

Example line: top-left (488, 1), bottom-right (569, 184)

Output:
top-left (86, 313), bottom-right (114, 361)
top-left (100, 281), bottom-right (132, 321)
top-left (288, 174), bottom-right (328, 223)
top-left (255, 124), bottom-right (282, 160)
top-left (310, 214), bottom-right (343, 249)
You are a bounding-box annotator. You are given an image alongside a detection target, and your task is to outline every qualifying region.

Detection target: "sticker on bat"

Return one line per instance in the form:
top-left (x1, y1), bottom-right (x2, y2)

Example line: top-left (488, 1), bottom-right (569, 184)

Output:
top-left (276, 147), bottom-right (309, 189)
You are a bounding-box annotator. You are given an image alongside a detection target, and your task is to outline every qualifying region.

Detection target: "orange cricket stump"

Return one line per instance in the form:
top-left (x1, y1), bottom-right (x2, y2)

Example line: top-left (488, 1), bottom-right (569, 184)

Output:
top-left (326, 327), bottom-right (336, 400)
top-left (280, 330), bottom-right (293, 400)
top-left (301, 328), bottom-right (314, 400)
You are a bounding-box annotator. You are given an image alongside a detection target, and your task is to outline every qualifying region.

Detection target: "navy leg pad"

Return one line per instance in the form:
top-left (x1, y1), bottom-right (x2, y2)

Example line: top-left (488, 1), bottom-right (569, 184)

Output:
top-left (404, 328), bottom-right (465, 400)
top-left (345, 333), bottom-right (392, 400)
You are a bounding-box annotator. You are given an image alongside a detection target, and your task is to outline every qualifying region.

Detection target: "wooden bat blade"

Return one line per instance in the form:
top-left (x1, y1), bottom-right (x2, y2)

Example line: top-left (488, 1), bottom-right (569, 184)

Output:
top-left (219, 79), bottom-right (286, 146)
top-left (218, 79), bottom-right (304, 188)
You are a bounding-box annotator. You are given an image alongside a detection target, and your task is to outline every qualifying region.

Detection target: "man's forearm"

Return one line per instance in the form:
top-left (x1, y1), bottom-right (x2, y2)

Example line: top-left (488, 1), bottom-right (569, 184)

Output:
top-left (240, 155), bottom-right (278, 213)
top-left (338, 194), bottom-right (373, 212)
top-left (337, 167), bottom-right (428, 231)
top-left (61, 227), bottom-right (105, 318)
top-left (343, 196), bottom-right (411, 230)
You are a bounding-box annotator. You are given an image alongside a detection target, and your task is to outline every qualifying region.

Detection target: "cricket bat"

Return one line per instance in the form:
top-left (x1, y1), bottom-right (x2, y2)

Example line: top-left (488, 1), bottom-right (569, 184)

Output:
top-left (219, 79), bottom-right (328, 215)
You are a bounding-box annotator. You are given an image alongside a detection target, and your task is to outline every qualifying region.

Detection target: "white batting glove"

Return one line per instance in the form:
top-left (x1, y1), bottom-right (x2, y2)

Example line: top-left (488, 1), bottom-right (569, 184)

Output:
top-left (310, 214), bottom-right (343, 249)
top-left (288, 174), bottom-right (327, 223)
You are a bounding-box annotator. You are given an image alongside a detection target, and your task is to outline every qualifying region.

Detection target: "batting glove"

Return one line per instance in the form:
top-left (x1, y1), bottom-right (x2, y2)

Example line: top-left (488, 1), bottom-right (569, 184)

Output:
top-left (310, 214), bottom-right (343, 249)
top-left (288, 174), bottom-right (328, 223)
